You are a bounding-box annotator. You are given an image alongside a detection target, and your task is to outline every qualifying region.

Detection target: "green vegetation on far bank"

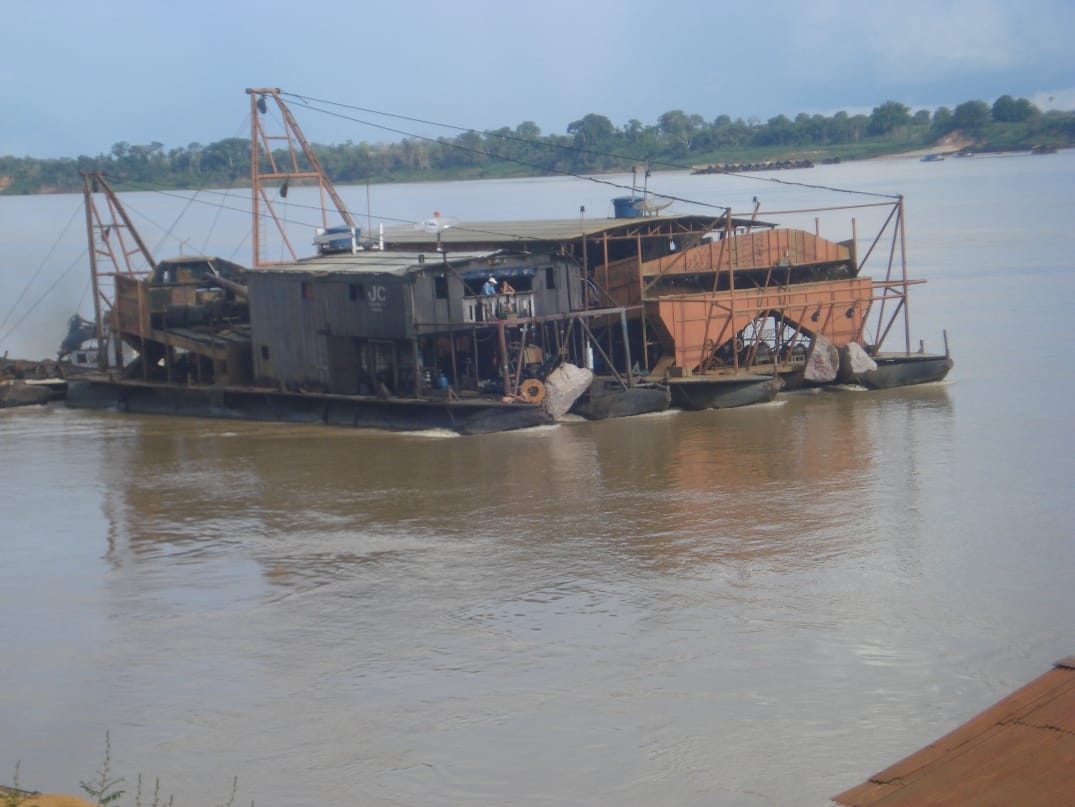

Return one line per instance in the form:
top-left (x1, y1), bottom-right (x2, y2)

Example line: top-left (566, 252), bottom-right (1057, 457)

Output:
top-left (2, 95), bottom-right (1072, 195)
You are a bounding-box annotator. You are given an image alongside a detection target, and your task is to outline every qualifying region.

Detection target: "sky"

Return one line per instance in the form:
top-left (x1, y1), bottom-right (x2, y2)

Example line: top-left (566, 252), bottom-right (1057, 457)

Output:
top-left (3, 0), bottom-right (1074, 158)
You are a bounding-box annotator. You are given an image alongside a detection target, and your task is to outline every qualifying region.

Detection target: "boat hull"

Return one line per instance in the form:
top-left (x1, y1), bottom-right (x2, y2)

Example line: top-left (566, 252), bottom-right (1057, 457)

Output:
top-left (571, 380), bottom-right (670, 420)
top-left (65, 378), bottom-right (552, 435)
top-left (840, 352), bottom-right (953, 389)
top-left (1, 380), bottom-right (57, 408)
top-left (668, 374), bottom-right (781, 410)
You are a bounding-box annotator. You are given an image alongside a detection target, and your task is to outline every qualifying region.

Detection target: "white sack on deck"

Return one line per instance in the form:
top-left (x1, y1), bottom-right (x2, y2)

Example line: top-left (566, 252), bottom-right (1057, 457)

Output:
top-left (804, 335), bottom-right (839, 383)
top-left (845, 341), bottom-right (878, 373)
top-left (543, 363), bottom-right (593, 418)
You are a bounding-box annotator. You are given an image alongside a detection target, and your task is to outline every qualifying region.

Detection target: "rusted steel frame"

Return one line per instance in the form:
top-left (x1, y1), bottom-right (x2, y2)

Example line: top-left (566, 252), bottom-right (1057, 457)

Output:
top-left (596, 232), bottom-right (626, 364)
top-left (629, 231), bottom-right (644, 357)
top-left (582, 234), bottom-right (594, 308)
top-left (859, 281), bottom-right (900, 348)
top-left (94, 174), bottom-right (156, 273)
top-left (82, 173), bottom-right (154, 350)
top-left (249, 91), bottom-right (265, 267)
top-left (510, 324), bottom-right (530, 397)
top-left (739, 200), bottom-right (893, 219)
top-left (265, 90), bottom-right (354, 224)
top-left (136, 282), bottom-right (148, 378)
top-left (692, 210), bottom-right (732, 370)
top-left (815, 295), bottom-right (836, 344)
top-left (605, 309), bottom-right (615, 375)
top-left (247, 88), bottom-right (355, 267)
top-left (855, 200), bottom-right (900, 275)
top-left (415, 305), bottom-right (630, 331)
top-left (853, 275), bottom-right (918, 346)
top-left (254, 182), bottom-right (299, 264)
top-left (83, 174), bottom-right (104, 341)
top-left (741, 312), bottom-right (767, 368)
top-left (727, 211), bottom-right (739, 371)
top-left (633, 230), bottom-right (644, 291)
top-left (694, 297), bottom-right (735, 372)
top-left (872, 297), bottom-right (906, 349)
top-left (577, 316), bottom-right (628, 389)
top-left (871, 202), bottom-right (904, 351)
top-left (779, 310), bottom-right (808, 356)
top-left (605, 230), bottom-right (615, 308)
top-left (744, 307), bottom-right (790, 369)
top-left (558, 316), bottom-right (576, 362)
top-left (88, 175), bottom-right (155, 282)
top-left (897, 196), bottom-right (912, 353)
top-left (641, 294), bottom-right (651, 370)
top-left (468, 328), bottom-right (480, 391)
top-left (852, 302), bottom-right (870, 345)
top-left (640, 214), bottom-right (727, 295)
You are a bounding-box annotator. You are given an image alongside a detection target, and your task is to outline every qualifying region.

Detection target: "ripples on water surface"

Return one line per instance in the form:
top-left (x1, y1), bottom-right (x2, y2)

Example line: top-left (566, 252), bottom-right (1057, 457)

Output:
top-left (2, 153), bottom-right (1074, 805)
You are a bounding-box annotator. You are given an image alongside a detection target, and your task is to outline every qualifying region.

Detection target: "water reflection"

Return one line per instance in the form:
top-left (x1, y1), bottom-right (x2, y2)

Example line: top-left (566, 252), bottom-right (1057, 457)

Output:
top-left (92, 382), bottom-right (953, 597)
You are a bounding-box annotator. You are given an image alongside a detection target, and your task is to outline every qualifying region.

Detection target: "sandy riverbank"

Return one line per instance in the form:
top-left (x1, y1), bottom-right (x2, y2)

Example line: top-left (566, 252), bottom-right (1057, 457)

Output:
top-left (872, 132), bottom-right (976, 160)
top-left (0, 787), bottom-right (94, 807)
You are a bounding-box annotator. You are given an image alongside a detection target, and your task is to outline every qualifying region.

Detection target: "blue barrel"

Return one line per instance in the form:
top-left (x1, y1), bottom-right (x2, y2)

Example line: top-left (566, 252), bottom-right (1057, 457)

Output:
top-left (612, 196), bottom-right (644, 218)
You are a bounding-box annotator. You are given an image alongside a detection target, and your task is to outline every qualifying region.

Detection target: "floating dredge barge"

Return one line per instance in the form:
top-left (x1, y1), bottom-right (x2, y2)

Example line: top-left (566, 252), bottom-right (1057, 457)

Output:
top-left (65, 88), bottom-right (950, 434)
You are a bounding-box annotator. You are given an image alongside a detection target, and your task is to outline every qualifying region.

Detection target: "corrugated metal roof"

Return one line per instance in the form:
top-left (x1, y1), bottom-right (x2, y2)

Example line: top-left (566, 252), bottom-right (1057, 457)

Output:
top-left (251, 251), bottom-right (491, 277)
top-left (833, 656), bottom-right (1075, 807)
top-left (377, 213), bottom-right (750, 249)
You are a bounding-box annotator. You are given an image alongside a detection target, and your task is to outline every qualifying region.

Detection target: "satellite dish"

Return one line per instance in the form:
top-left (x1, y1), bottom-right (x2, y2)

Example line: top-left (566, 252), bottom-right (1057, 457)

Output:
top-left (637, 195), bottom-right (673, 214)
top-left (415, 210), bottom-right (460, 233)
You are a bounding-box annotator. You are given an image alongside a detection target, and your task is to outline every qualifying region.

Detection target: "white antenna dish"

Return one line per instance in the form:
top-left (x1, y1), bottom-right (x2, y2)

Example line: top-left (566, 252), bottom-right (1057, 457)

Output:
top-left (637, 195), bottom-right (674, 214)
top-left (416, 211), bottom-right (460, 233)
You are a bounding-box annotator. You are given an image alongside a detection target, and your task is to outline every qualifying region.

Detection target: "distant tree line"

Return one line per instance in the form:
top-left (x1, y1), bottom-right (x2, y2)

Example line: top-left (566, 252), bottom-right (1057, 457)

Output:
top-left (1, 95), bottom-right (1072, 195)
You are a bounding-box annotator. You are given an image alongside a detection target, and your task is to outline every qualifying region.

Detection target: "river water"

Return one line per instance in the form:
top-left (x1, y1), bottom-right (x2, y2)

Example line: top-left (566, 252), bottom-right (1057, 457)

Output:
top-left (1, 153), bottom-right (1073, 806)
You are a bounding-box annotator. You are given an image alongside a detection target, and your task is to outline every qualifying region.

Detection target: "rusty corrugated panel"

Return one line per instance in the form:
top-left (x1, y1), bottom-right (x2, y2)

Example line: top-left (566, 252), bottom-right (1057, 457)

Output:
top-left (833, 658), bottom-right (1075, 807)
top-left (642, 228), bottom-right (851, 276)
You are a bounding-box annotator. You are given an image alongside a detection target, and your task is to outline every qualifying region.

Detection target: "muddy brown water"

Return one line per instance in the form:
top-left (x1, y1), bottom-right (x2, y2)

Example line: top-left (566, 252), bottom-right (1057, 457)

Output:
top-left (2, 153), bottom-right (1073, 805)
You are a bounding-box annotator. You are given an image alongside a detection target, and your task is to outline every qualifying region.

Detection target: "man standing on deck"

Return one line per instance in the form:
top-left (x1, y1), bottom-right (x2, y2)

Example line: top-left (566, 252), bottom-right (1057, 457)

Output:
top-left (480, 276), bottom-right (498, 321)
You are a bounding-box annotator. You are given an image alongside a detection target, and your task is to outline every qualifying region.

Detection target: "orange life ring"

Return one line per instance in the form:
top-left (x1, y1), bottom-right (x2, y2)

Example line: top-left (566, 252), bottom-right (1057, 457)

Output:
top-left (518, 379), bottom-right (546, 404)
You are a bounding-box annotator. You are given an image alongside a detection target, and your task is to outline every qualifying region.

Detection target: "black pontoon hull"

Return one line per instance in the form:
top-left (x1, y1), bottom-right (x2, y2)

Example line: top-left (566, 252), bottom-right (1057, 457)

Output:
top-left (668, 374), bottom-right (782, 410)
top-left (65, 379), bottom-right (551, 435)
top-left (841, 353), bottom-right (953, 390)
top-left (571, 382), bottom-right (670, 420)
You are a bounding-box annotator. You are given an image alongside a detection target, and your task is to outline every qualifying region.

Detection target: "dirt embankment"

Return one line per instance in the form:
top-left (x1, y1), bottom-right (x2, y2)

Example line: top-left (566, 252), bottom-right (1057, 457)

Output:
top-left (0, 786), bottom-right (94, 807)
top-left (878, 131), bottom-right (977, 160)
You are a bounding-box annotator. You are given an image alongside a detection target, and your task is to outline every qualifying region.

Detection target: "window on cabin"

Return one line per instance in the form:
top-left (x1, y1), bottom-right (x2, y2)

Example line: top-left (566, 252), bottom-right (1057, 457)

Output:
top-left (545, 266), bottom-right (557, 290)
top-left (434, 276), bottom-right (448, 299)
top-left (349, 283), bottom-right (365, 302)
top-left (301, 281), bottom-right (313, 301)
top-left (260, 345), bottom-right (270, 361)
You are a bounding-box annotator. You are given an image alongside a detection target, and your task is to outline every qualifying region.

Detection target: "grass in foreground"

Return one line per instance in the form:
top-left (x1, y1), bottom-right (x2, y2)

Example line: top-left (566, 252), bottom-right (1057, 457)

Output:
top-left (6, 733), bottom-right (252, 807)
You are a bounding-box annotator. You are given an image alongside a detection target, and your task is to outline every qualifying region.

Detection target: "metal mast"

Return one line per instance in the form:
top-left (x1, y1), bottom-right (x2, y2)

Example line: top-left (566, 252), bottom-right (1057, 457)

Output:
top-left (81, 171), bottom-right (155, 365)
top-left (247, 87), bottom-right (355, 267)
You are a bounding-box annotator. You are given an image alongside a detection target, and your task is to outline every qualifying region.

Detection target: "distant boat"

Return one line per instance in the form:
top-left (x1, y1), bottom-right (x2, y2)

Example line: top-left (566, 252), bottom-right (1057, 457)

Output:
top-left (920, 153), bottom-right (945, 162)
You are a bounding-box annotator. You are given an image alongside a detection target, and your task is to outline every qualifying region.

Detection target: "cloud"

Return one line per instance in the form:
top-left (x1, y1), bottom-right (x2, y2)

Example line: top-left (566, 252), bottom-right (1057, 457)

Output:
top-left (1031, 87), bottom-right (1075, 111)
top-left (788, 0), bottom-right (1074, 86)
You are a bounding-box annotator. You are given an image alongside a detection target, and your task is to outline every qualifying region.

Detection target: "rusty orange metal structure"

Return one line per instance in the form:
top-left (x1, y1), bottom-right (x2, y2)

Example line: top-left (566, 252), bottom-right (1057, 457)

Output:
top-left (81, 171), bottom-right (155, 366)
top-left (834, 656), bottom-right (1075, 807)
top-left (652, 277), bottom-right (875, 370)
top-left (592, 197), bottom-right (922, 378)
top-left (247, 87), bottom-right (354, 267)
